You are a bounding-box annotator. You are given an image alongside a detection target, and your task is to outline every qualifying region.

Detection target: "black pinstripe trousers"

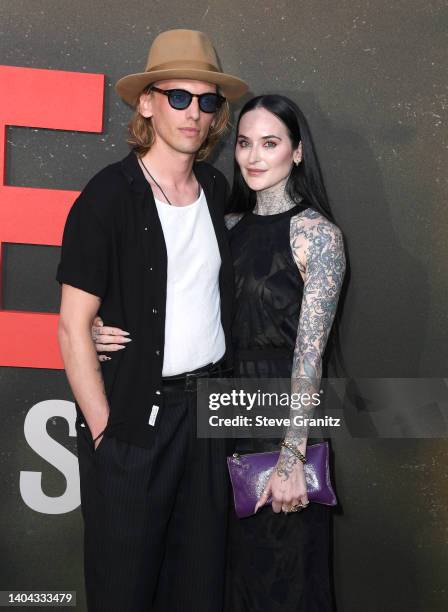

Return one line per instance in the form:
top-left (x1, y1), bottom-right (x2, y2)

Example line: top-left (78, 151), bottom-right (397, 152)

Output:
top-left (76, 386), bottom-right (229, 612)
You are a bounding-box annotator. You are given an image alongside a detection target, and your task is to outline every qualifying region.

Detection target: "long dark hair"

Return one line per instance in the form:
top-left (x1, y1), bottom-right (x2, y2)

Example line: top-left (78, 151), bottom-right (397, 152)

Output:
top-left (228, 94), bottom-right (349, 377)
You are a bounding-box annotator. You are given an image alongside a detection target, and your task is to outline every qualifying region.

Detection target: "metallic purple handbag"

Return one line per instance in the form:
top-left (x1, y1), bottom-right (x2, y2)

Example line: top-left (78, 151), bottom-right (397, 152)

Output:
top-left (227, 441), bottom-right (337, 518)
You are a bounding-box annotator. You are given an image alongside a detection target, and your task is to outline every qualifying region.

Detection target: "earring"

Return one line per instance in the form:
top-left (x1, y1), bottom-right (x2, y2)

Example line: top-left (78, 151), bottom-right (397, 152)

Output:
top-left (294, 159), bottom-right (300, 166)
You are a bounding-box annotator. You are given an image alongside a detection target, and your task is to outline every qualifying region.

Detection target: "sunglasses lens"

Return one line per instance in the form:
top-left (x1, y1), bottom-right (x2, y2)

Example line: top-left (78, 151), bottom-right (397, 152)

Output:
top-left (168, 90), bottom-right (191, 109)
top-left (199, 94), bottom-right (222, 113)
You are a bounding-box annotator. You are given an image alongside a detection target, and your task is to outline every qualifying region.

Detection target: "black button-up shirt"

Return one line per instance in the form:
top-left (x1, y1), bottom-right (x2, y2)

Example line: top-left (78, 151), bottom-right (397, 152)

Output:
top-left (57, 150), bottom-right (234, 448)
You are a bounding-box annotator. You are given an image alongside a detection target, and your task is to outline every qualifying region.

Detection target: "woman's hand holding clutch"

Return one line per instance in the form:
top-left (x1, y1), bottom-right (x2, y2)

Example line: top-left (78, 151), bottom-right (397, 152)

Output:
top-left (255, 450), bottom-right (309, 514)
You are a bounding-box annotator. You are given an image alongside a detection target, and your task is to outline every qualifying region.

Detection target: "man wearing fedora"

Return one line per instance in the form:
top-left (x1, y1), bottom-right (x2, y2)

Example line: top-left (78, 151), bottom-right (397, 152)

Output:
top-left (57, 29), bottom-right (248, 611)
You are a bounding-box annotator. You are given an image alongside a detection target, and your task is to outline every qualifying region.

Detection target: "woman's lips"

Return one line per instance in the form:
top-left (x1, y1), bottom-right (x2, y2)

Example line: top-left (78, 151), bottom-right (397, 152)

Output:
top-left (246, 168), bottom-right (267, 176)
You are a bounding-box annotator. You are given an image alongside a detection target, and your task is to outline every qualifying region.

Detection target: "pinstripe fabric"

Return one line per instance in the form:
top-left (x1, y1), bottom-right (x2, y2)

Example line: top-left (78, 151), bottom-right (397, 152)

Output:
top-left (76, 387), bottom-right (228, 612)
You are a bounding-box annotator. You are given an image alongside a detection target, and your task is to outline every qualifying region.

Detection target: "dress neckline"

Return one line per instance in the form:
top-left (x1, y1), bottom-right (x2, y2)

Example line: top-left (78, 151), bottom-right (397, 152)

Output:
top-left (247, 203), bottom-right (308, 223)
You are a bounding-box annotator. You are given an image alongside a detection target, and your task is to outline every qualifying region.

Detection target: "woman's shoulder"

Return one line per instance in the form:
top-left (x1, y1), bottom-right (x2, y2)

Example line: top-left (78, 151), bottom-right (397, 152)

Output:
top-left (224, 212), bottom-right (245, 230)
top-left (290, 208), bottom-right (345, 273)
top-left (290, 207), bottom-right (343, 240)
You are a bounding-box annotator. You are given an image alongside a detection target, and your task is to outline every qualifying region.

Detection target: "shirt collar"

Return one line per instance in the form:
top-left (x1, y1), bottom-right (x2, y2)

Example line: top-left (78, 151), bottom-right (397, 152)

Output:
top-left (120, 150), bottom-right (149, 193)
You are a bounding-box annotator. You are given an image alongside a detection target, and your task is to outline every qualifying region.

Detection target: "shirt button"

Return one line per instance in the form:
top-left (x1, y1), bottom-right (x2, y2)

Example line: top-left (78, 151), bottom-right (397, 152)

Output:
top-left (144, 227), bottom-right (148, 231)
top-left (152, 308), bottom-right (158, 314)
top-left (155, 350), bottom-right (160, 356)
top-left (148, 267), bottom-right (153, 271)
top-left (155, 390), bottom-right (161, 395)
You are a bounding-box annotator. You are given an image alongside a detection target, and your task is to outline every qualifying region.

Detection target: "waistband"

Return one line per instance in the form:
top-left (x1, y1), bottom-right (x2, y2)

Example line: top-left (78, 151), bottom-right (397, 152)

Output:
top-left (162, 359), bottom-right (234, 391)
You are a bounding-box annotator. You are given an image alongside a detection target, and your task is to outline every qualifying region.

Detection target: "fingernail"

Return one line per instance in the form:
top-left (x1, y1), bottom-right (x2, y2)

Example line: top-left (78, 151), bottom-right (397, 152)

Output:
top-left (122, 331), bottom-right (130, 335)
top-left (105, 356), bottom-right (112, 361)
top-left (117, 346), bottom-right (126, 350)
top-left (122, 338), bottom-right (132, 343)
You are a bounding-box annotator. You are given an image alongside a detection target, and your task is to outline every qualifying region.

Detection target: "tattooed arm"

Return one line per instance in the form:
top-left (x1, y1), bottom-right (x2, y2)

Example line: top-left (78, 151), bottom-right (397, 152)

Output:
top-left (256, 210), bottom-right (346, 513)
top-left (280, 210), bottom-right (346, 466)
top-left (58, 284), bottom-right (110, 448)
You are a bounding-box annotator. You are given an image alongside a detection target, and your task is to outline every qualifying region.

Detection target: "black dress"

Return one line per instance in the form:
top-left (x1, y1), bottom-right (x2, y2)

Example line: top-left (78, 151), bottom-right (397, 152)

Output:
top-left (224, 204), bottom-right (334, 612)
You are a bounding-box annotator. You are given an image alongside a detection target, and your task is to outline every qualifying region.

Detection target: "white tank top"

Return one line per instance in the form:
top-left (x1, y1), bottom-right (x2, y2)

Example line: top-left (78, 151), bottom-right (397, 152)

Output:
top-left (154, 189), bottom-right (226, 376)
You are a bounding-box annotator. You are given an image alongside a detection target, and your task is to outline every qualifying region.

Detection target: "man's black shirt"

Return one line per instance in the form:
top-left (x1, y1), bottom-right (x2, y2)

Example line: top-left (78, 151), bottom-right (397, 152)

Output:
top-left (57, 150), bottom-right (234, 448)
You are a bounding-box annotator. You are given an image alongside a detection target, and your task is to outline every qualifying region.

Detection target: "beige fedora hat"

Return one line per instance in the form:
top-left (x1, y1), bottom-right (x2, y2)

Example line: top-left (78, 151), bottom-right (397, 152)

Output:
top-left (115, 29), bottom-right (249, 107)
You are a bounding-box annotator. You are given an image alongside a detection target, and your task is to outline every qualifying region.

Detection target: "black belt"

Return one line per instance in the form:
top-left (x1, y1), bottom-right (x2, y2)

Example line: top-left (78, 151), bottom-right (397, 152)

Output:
top-left (162, 360), bottom-right (234, 391)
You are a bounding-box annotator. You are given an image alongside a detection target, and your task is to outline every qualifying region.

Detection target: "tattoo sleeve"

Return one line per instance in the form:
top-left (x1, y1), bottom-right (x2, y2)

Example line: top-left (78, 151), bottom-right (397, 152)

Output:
top-left (275, 211), bottom-right (346, 480)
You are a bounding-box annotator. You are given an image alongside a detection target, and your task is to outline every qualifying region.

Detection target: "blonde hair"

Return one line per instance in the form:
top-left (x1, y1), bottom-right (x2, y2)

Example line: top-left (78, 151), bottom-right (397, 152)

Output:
top-left (127, 86), bottom-right (230, 162)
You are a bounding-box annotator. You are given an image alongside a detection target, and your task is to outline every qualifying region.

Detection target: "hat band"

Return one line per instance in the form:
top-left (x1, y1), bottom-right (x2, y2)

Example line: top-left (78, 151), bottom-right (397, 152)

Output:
top-left (148, 59), bottom-right (220, 73)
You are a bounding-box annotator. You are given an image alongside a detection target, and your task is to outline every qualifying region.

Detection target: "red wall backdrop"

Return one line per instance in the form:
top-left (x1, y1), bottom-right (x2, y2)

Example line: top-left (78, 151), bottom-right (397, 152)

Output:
top-left (0, 65), bottom-right (103, 368)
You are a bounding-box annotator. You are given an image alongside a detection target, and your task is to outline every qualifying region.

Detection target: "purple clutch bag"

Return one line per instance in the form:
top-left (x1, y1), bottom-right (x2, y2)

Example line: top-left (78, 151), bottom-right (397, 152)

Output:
top-left (227, 442), bottom-right (337, 518)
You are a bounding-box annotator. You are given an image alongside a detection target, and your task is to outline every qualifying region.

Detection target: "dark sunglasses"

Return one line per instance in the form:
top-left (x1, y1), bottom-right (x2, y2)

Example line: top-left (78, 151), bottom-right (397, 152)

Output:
top-left (149, 86), bottom-right (226, 113)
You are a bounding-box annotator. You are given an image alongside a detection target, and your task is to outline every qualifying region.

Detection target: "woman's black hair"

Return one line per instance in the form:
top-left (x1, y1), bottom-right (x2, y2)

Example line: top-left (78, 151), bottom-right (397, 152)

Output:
top-left (228, 94), bottom-right (349, 377)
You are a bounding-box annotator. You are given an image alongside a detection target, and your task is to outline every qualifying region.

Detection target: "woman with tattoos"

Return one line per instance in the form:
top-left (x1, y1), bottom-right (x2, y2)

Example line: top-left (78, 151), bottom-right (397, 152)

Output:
top-left (91, 94), bottom-right (346, 611)
top-left (223, 95), bottom-right (345, 611)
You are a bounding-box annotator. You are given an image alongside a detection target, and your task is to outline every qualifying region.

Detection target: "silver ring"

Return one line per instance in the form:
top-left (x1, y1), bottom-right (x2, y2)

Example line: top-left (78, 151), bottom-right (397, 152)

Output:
top-left (290, 504), bottom-right (302, 513)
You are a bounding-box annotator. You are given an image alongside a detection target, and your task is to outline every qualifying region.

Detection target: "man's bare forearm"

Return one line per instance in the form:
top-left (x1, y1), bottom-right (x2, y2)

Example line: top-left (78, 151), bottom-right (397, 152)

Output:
top-left (58, 322), bottom-right (109, 438)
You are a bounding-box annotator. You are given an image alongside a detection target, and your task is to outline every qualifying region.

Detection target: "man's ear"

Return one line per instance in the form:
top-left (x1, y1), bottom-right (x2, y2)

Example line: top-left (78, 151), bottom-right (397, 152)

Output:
top-left (138, 91), bottom-right (153, 118)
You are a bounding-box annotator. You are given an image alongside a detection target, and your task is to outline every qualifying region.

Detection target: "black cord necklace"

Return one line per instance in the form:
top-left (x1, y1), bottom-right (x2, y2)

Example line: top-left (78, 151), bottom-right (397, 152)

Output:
top-left (139, 157), bottom-right (173, 206)
top-left (139, 157), bottom-right (200, 206)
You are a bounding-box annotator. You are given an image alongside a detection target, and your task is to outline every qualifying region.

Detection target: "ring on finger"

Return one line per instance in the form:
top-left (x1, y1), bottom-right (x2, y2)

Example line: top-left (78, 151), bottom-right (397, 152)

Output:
top-left (290, 504), bottom-right (303, 512)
